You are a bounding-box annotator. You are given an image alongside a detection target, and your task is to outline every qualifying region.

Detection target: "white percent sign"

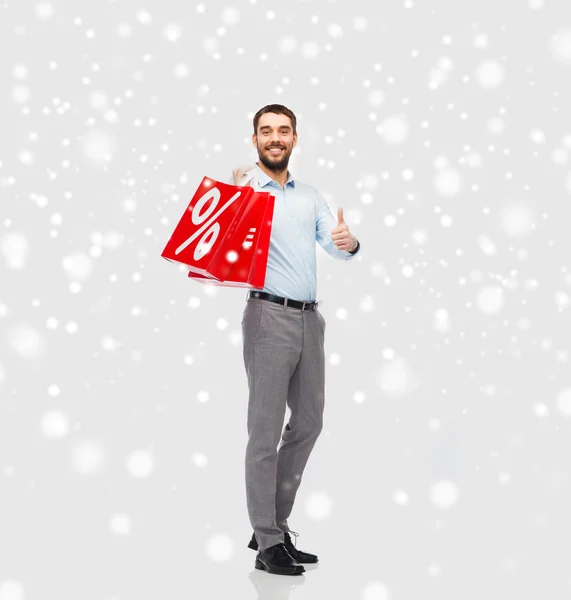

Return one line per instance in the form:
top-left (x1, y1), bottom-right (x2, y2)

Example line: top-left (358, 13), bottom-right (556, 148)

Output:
top-left (174, 183), bottom-right (245, 261)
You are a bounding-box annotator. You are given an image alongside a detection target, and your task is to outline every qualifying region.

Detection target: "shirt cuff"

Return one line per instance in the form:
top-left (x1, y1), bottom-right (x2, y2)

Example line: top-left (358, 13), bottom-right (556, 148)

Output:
top-left (348, 238), bottom-right (360, 255)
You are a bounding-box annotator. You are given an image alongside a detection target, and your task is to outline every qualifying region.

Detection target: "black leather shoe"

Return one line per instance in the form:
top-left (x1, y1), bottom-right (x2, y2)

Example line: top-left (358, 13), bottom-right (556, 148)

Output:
top-left (283, 531), bottom-right (319, 564)
top-left (247, 532), bottom-right (258, 551)
top-left (248, 530), bottom-right (319, 564)
top-left (255, 543), bottom-right (305, 575)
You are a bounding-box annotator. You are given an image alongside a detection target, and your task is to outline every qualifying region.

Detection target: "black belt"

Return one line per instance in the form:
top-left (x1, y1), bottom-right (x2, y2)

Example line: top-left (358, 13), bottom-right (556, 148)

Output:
top-left (247, 291), bottom-right (319, 311)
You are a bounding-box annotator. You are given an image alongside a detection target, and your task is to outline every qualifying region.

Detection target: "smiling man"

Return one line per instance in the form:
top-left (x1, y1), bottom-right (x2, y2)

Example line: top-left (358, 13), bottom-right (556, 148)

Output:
top-left (232, 104), bottom-right (360, 576)
top-left (254, 112), bottom-right (296, 187)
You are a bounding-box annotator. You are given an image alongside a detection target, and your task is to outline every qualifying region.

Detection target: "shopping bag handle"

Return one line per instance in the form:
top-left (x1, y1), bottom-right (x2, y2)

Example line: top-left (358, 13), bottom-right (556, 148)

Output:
top-left (237, 168), bottom-right (261, 192)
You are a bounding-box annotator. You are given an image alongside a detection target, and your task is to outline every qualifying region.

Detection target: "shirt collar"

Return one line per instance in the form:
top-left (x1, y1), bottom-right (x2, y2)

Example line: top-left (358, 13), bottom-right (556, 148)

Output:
top-left (254, 162), bottom-right (296, 189)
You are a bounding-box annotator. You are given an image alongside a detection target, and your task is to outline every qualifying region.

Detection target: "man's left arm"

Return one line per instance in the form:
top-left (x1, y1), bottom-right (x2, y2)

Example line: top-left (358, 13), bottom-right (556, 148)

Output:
top-left (315, 189), bottom-right (360, 260)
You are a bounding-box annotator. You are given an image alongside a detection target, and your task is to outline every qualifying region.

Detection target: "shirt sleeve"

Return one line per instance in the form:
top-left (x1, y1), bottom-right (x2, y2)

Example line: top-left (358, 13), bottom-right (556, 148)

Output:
top-left (315, 188), bottom-right (360, 260)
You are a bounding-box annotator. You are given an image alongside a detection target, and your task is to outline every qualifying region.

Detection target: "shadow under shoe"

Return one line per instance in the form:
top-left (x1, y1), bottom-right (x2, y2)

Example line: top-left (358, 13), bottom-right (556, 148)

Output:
top-left (255, 543), bottom-right (305, 575)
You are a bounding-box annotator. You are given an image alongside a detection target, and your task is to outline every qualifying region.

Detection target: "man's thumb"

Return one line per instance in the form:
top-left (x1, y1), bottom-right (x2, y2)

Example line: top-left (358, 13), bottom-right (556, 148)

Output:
top-left (337, 207), bottom-right (345, 224)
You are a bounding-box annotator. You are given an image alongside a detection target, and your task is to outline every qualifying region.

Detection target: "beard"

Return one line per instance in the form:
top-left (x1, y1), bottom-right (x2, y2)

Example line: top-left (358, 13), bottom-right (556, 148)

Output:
top-left (257, 144), bottom-right (290, 172)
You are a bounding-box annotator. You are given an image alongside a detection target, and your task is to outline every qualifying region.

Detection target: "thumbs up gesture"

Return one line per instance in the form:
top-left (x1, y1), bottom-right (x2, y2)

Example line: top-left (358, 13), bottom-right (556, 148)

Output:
top-left (331, 207), bottom-right (358, 252)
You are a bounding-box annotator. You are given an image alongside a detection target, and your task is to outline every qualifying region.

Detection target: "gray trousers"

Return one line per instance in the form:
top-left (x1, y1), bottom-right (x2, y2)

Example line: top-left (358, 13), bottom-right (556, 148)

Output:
top-left (241, 295), bottom-right (326, 552)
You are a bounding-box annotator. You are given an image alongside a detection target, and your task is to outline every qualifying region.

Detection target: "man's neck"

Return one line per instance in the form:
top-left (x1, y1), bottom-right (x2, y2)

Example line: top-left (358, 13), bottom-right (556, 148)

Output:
top-left (256, 161), bottom-right (288, 189)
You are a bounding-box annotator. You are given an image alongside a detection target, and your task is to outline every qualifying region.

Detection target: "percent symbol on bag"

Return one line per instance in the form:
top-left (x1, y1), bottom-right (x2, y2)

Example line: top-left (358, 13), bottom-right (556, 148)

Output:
top-left (174, 185), bottom-right (245, 261)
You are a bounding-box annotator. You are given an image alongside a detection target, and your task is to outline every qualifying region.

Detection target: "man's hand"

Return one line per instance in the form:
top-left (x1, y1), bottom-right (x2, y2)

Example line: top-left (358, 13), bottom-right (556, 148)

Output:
top-left (232, 164), bottom-right (257, 186)
top-left (331, 207), bottom-right (358, 251)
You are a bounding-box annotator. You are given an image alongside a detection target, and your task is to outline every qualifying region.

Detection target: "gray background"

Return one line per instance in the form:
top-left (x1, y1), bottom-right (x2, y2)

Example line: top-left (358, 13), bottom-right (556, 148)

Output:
top-left (1, 0), bottom-right (571, 599)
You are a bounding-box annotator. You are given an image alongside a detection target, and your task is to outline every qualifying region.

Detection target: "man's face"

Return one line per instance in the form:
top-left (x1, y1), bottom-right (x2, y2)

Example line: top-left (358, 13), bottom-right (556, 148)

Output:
top-left (253, 113), bottom-right (297, 172)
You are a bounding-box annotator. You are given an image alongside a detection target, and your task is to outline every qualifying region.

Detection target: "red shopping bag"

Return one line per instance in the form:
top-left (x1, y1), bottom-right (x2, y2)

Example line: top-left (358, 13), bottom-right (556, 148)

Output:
top-left (161, 175), bottom-right (275, 289)
top-left (188, 189), bottom-right (274, 288)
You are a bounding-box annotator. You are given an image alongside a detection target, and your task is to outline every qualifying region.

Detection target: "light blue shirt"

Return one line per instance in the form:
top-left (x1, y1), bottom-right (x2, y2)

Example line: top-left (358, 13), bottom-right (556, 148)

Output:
top-left (228, 162), bottom-right (359, 302)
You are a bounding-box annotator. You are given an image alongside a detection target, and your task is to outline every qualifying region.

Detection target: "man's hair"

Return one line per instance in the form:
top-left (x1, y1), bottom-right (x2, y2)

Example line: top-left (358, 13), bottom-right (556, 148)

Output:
top-left (253, 104), bottom-right (297, 136)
